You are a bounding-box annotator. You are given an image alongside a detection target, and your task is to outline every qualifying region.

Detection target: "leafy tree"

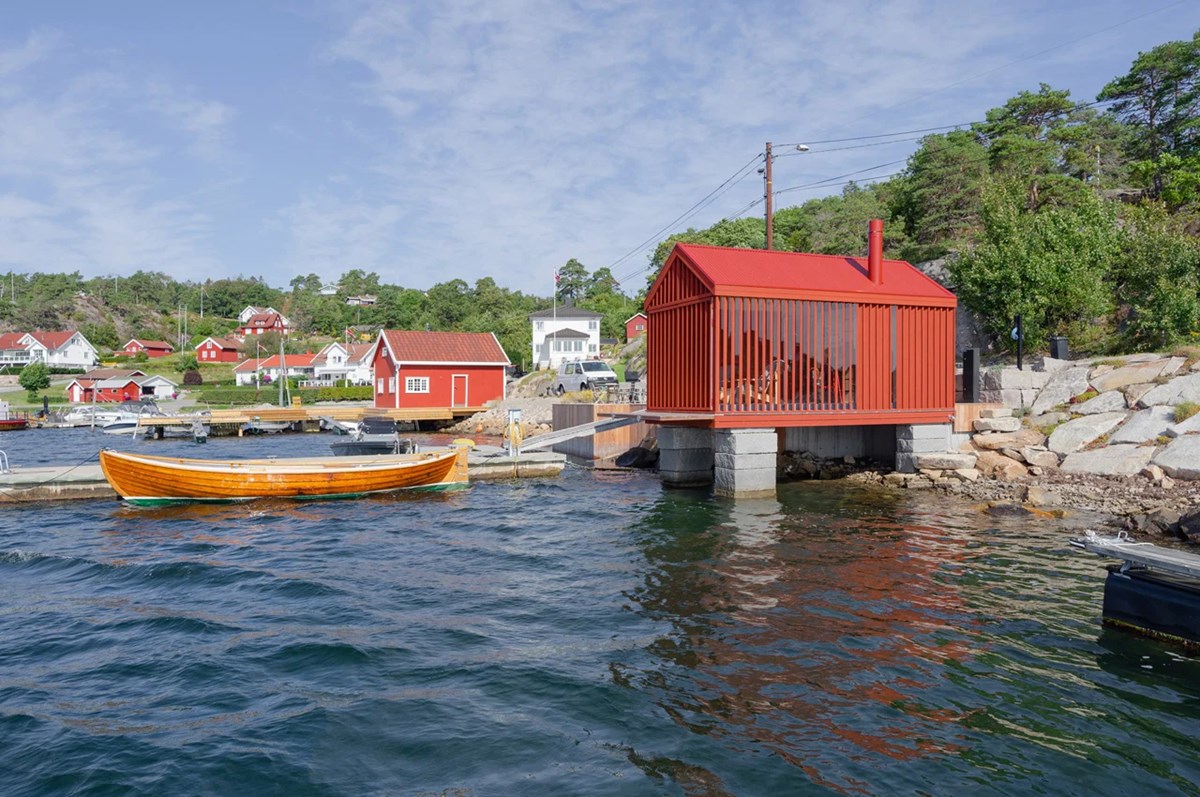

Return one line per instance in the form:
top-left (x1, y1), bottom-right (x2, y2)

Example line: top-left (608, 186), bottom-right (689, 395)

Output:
top-left (182, 370), bottom-right (203, 386)
top-left (644, 217), bottom-right (765, 292)
top-left (81, 323), bottom-right (119, 350)
top-left (1099, 31), bottom-right (1200, 194)
top-left (18, 362), bottom-right (50, 398)
top-left (175, 354), bottom-right (200, 373)
top-left (891, 130), bottom-right (989, 258)
top-left (772, 183), bottom-right (908, 256)
top-left (950, 180), bottom-right (1121, 352)
top-left (555, 259), bottom-right (590, 304)
top-left (1109, 202), bottom-right (1200, 349)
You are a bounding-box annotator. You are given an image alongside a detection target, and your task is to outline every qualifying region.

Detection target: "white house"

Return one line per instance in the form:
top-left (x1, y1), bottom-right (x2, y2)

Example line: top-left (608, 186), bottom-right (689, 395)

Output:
top-left (0, 330), bottom-right (99, 370)
top-left (311, 342), bottom-right (374, 385)
top-left (529, 305), bottom-right (602, 369)
top-left (232, 353), bottom-right (317, 387)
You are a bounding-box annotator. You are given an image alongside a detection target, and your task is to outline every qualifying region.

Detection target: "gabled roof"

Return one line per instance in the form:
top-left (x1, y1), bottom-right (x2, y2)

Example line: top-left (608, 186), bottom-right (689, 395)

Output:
top-left (243, 312), bottom-right (283, 328)
top-left (28, 330), bottom-right (85, 351)
top-left (529, 305), bottom-right (602, 319)
top-left (624, 312), bottom-right (647, 324)
top-left (652, 244), bottom-right (956, 305)
top-left (82, 368), bottom-right (147, 380)
top-left (544, 328), bottom-right (589, 340)
top-left (233, 353), bottom-right (318, 373)
top-left (124, 338), bottom-right (174, 350)
top-left (196, 336), bottom-right (243, 350)
top-left (0, 332), bottom-right (28, 349)
top-left (374, 330), bottom-right (510, 365)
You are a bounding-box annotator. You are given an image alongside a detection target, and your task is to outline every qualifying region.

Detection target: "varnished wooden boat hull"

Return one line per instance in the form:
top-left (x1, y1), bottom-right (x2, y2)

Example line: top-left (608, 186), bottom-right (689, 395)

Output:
top-left (99, 447), bottom-right (468, 505)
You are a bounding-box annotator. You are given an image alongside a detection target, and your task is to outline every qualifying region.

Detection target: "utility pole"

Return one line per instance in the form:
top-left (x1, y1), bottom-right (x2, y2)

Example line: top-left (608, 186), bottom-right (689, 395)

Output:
top-left (278, 334), bottom-right (286, 407)
top-left (764, 142), bottom-right (774, 250)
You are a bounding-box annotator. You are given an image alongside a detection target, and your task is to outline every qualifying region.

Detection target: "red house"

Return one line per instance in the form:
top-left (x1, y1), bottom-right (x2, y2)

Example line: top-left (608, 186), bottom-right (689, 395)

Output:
top-left (624, 312), bottom-right (647, 341)
top-left (369, 330), bottom-right (509, 410)
top-left (122, 338), bottom-right (174, 358)
top-left (196, 336), bottom-right (243, 363)
top-left (645, 219), bottom-right (956, 427)
top-left (239, 312), bottom-right (288, 336)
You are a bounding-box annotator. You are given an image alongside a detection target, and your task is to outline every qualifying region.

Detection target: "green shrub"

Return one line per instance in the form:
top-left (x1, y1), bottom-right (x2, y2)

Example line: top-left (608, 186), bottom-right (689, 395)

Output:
top-left (1175, 402), bottom-right (1200, 424)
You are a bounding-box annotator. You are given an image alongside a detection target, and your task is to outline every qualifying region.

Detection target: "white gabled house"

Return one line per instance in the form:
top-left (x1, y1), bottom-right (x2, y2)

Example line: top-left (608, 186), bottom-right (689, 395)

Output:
top-left (529, 305), bottom-right (602, 370)
top-left (312, 342), bottom-right (374, 385)
top-left (0, 330), bottom-right (99, 370)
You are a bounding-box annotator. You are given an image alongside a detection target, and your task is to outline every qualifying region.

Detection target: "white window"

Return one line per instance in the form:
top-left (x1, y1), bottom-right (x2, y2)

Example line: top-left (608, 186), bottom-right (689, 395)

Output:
top-left (406, 377), bottom-right (429, 393)
top-left (535, 321), bottom-right (544, 330)
top-left (377, 378), bottom-right (384, 392)
top-left (588, 344), bottom-right (597, 353)
top-left (389, 377), bottom-right (397, 393)
top-left (574, 340), bottom-right (583, 352)
top-left (588, 320), bottom-right (598, 330)
top-left (553, 340), bottom-right (562, 352)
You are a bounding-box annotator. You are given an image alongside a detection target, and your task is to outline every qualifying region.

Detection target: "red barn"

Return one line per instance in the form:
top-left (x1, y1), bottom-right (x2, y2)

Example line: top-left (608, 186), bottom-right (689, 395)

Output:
top-left (624, 312), bottom-right (647, 341)
top-left (369, 330), bottom-right (509, 410)
top-left (195, 336), bottom-right (243, 363)
top-left (122, 339), bottom-right (174, 358)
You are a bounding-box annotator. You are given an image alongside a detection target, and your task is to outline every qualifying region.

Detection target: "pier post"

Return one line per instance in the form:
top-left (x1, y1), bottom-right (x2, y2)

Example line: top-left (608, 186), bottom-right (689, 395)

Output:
top-left (657, 426), bottom-right (714, 488)
top-left (713, 428), bottom-right (777, 499)
top-left (895, 424), bottom-right (952, 473)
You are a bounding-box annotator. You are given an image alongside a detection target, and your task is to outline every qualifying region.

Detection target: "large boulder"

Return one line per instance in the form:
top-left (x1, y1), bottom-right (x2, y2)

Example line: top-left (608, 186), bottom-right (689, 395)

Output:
top-left (1153, 436), bottom-right (1200, 480)
top-left (975, 450), bottom-right (1028, 481)
top-left (1165, 411), bottom-right (1200, 438)
top-left (1108, 406), bottom-right (1176, 445)
top-left (971, 429), bottom-right (1046, 450)
top-left (1137, 372), bottom-right (1200, 408)
top-left (1089, 358), bottom-right (1184, 393)
top-left (1060, 445), bottom-right (1155, 476)
top-left (1046, 412), bottom-right (1127, 455)
top-left (1020, 447), bottom-right (1060, 468)
top-left (973, 416), bottom-right (1021, 433)
top-left (913, 452), bottom-right (978, 470)
top-left (1029, 366), bottom-right (1091, 416)
top-left (1073, 390), bottom-right (1127, 415)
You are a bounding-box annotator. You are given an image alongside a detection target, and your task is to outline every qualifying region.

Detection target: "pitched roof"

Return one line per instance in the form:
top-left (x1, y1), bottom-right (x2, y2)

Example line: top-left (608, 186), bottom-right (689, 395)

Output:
top-left (82, 368), bottom-right (147, 380)
top-left (196, 336), bottom-right (243, 350)
top-left (378, 330), bottom-right (509, 365)
top-left (529, 305), bottom-right (602, 319)
top-left (243, 312), bottom-right (283, 328)
top-left (28, 330), bottom-right (81, 350)
top-left (0, 333), bottom-right (28, 349)
top-left (544, 328), bottom-right (589, 340)
top-left (233, 353), bottom-right (318, 372)
top-left (661, 244), bottom-right (956, 303)
top-left (125, 339), bottom-right (174, 350)
top-left (624, 312), bottom-right (647, 323)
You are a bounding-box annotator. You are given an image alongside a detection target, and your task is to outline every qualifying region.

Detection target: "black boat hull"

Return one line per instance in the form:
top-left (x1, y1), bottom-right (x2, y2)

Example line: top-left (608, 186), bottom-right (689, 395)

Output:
top-left (1103, 565), bottom-right (1200, 651)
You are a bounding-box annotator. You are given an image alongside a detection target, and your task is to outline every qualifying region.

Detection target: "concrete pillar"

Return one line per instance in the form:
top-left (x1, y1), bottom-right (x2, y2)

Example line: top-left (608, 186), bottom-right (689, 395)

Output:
top-left (895, 423), bottom-right (952, 473)
top-left (657, 426), bottom-right (714, 487)
top-left (714, 427), bottom-right (778, 498)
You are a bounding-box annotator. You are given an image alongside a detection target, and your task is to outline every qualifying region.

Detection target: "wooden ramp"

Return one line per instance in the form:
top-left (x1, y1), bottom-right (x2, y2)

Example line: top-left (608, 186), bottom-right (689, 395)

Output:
top-left (521, 414), bottom-right (644, 452)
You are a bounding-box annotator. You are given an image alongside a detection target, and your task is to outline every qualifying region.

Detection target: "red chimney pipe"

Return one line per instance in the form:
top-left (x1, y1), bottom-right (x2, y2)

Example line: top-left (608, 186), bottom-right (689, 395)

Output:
top-left (867, 218), bottom-right (884, 285)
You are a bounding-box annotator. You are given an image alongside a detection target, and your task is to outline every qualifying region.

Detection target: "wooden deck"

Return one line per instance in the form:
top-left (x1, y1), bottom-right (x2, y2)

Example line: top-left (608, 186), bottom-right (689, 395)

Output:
top-left (131, 405), bottom-right (488, 429)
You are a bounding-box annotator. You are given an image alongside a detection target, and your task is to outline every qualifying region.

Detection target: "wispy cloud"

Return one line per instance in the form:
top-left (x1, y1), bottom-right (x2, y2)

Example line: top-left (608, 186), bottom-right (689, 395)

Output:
top-left (0, 31), bottom-right (233, 276)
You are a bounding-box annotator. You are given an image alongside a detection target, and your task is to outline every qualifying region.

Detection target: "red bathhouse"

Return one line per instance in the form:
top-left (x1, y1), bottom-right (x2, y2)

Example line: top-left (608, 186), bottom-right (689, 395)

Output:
top-left (195, 336), bottom-right (243, 363)
top-left (624, 312), bottom-right (647, 341)
top-left (369, 330), bottom-right (509, 410)
top-left (122, 338), bottom-right (174, 358)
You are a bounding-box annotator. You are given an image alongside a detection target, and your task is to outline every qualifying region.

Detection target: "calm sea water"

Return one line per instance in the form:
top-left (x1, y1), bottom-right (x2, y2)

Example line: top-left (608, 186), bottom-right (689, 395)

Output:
top-left (0, 428), bottom-right (1198, 795)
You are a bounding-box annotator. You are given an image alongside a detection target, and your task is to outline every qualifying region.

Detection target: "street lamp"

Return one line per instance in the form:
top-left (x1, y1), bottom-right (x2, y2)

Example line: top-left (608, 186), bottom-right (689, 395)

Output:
top-left (763, 143), bottom-right (810, 250)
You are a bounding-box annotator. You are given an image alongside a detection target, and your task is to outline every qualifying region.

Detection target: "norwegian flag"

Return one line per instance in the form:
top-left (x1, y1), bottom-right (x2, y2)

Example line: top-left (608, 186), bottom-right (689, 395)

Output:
top-left (554, 270), bottom-right (560, 286)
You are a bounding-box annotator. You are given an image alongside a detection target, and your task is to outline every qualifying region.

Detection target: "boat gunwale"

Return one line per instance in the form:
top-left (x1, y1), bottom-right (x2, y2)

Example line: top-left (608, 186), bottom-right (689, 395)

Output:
top-left (99, 448), bottom-right (458, 476)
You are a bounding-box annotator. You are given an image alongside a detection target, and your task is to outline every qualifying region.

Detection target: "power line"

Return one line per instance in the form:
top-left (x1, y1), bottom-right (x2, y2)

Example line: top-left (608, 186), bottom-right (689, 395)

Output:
top-left (773, 159), bottom-right (909, 197)
top-left (603, 153), bottom-right (764, 275)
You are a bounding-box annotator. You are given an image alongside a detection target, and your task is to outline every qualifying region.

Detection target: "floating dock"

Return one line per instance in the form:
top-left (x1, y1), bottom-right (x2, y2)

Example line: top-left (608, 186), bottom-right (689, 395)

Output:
top-left (0, 448), bottom-right (565, 503)
top-left (1072, 530), bottom-right (1200, 650)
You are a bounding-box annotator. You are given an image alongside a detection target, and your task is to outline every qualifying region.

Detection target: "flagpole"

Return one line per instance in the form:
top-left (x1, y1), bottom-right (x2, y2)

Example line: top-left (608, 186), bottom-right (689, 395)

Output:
top-left (552, 269), bottom-right (557, 368)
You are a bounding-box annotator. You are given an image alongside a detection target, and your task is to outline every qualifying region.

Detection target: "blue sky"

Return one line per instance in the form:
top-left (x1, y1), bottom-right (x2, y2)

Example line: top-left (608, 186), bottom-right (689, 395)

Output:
top-left (1, 1), bottom-right (1197, 297)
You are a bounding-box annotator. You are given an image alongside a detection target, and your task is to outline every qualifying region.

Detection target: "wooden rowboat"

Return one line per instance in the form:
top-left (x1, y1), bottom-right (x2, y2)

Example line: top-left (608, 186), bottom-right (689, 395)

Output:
top-left (98, 447), bottom-right (468, 505)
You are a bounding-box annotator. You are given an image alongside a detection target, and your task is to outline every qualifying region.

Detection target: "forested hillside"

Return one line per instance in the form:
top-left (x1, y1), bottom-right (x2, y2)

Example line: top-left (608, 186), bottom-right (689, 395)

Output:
top-left (3, 31), bottom-right (1199, 360)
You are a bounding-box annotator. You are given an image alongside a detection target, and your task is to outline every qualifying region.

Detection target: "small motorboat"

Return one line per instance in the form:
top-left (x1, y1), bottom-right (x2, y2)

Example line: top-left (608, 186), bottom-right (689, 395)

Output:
top-left (98, 446), bottom-right (469, 505)
top-left (329, 416), bottom-right (414, 456)
top-left (0, 401), bottom-right (28, 431)
top-left (241, 418), bottom-right (293, 435)
top-left (1071, 530), bottom-right (1200, 650)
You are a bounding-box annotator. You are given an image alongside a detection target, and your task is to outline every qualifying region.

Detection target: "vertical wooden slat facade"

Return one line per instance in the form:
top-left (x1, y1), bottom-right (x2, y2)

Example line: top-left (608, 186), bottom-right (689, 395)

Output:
top-left (645, 242), bottom-right (956, 429)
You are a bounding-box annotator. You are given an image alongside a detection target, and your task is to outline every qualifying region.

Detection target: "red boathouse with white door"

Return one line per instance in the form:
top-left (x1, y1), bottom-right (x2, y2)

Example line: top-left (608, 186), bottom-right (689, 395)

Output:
top-left (369, 330), bottom-right (510, 410)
